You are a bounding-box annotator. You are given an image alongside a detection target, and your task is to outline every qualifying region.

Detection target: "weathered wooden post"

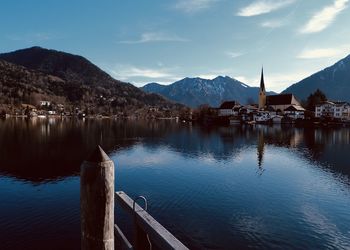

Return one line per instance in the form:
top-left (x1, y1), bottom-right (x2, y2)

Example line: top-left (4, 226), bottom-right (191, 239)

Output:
top-left (81, 145), bottom-right (115, 250)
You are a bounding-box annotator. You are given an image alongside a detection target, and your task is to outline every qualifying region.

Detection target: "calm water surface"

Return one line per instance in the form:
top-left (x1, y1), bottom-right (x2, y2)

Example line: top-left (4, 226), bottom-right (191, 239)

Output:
top-left (0, 118), bottom-right (350, 249)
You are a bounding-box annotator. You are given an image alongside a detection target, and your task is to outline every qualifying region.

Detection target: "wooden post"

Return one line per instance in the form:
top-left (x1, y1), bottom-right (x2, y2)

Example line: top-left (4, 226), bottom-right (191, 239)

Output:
top-left (81, 145), bottom-right (115, 250)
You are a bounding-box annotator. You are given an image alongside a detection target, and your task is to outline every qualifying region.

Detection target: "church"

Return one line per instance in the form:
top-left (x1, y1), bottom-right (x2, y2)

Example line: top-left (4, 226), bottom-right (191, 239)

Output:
top-left (258, 68), bottom-right (304, 113)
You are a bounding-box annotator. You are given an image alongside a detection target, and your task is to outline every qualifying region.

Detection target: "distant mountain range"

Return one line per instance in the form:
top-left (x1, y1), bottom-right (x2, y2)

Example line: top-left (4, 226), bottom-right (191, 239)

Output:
top-left (143, 53), bottom-right (350, 107)
top-left (142, 76), bottom-right (276, 108)
top-left (0, 47), bottom-right (180, 113)
top-left (282, 54), bottom-right (350, 102)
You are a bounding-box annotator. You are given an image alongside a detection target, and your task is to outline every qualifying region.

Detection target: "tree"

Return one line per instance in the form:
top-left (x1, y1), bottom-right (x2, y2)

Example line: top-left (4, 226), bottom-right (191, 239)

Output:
top-left (306, 89), bottom-right (327, 111)
top-left (246, 97), bottom-right (255, 105)
top-left (193, 104), bottom-right (217, 121)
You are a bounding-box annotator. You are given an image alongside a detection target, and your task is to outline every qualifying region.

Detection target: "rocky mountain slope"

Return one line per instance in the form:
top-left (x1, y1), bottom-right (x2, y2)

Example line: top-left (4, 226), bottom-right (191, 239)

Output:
top-left (282, 54), bottom-right (350, 102)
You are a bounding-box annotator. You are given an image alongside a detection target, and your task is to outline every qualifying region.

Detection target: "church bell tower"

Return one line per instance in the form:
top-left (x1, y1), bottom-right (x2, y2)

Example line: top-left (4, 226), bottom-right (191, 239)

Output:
top-left (258, 67), bottom-right (266, 109)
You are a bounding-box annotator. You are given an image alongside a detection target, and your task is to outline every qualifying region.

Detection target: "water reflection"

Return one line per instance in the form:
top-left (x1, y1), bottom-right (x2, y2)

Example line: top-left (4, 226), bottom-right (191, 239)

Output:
top-left (1, 118), bottom-right (350, 249)
top-left (0, 118), bottom-right (176, 182)
top-left (1, 118), bottom-right (350, 182)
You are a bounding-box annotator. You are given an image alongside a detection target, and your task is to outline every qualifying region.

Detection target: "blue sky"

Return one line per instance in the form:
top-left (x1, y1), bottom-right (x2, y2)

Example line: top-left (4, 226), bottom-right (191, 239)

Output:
top-left (1, 0), bottom-right (350, 92)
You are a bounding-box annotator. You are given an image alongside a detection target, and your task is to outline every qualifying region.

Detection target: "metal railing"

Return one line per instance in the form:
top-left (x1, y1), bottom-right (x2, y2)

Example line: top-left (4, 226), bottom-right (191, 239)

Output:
top-left (114, 191), bottom-right (188, 250)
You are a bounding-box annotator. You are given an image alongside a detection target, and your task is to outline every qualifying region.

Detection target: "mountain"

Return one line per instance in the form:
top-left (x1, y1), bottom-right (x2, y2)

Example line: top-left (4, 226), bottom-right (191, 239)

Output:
top-left (0, 59), bottom-right (67, 105)
top-left (142, 76), bottom-right (276, 107)
top-left (0, 47), bottom-right (181, 113)
top-left (282, 54), bottom-right (350, 102)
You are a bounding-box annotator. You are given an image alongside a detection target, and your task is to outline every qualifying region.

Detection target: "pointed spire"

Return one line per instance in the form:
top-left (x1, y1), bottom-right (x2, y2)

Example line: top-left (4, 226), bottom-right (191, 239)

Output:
top-left (260, 67), bottom-right (265, 92)
top-left (87, 145), bottom-right (111, 163)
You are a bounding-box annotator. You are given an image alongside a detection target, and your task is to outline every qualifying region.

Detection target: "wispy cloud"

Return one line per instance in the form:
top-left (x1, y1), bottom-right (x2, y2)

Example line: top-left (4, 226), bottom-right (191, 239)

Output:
top-left (261, 19), bottom-right (286, 28)
top-left (119, 32), bottom-right (189, 44)
top-left (235, 76), bottom-right (251, 84)
top-left (106, 64), bottom-right (181, 86)
top-left (237, 0), bottom-right (296, 17)
top-left (297, 47), bottom-right (349, 59)
top-left (174, 0), bottom-right (219, 13)
top-left (197, 74), bottom-right (217, 79)
top-left (265, 71), bottom-right (314, 90)
top-left (111, 66), bottom-right (173, 79)
top-left (6, 32), bottom-right (56, 42)
top-left (236, 70), bottom-right (313, 92)
top-left (300, 0), bottom-right (349, 34)
top-left (226, 52), bottom-right (244, 58)
top-left (189, 68), bottom-right (232, 79)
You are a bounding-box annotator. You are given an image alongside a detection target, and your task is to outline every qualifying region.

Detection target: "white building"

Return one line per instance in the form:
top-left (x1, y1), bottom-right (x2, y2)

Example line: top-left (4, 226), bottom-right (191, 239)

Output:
top-left (239, 105), bottom-right (258, 121)
top-left (284, 105), bottom-right (305, 119)
top-left (218, 101), bottom-right (241, 116)
top-left (315, 101), bottom-right (350, 120)
top-left (40, 101), bottom-right (51, 107)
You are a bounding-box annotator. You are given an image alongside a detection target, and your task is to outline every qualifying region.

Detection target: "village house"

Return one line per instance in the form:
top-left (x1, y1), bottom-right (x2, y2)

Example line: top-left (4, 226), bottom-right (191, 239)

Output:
top-left (218, 101), bottom-right (241, 116)
top-left (149, 106), bottom-right (159, 112)
top-left (40, 101), bottom-right (51, 107)
top-left (315, 101), bottom-right (350, 120)
top-left (284, 105), bottom-right (305, 119)
top-left (57, 104), bottom-right (64, 111)
top-left (239, 105), bottom-right (258, 121)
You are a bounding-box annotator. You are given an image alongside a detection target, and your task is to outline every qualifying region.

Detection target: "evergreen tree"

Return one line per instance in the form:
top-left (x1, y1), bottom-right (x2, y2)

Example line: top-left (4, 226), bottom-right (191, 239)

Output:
top-left (306, 89), bottom-right (327, 111)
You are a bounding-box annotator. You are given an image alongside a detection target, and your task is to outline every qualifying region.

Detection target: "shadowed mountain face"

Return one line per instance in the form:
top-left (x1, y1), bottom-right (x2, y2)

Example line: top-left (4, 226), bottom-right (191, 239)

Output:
top-left (0, 47), bottom-right (180, 110)
top-left (282, 54), bottom-right (350, 102)
top-left (0, 59), bottom-right (67, 104)
top-left (142, 76), bottom-right (276, 108)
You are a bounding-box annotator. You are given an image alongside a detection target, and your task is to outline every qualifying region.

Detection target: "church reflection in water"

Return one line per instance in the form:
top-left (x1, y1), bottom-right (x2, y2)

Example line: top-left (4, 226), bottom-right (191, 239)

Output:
top-left (0, 118), bottom-right (350, 183)
top-left (257, 128), bottom-right (265, 175)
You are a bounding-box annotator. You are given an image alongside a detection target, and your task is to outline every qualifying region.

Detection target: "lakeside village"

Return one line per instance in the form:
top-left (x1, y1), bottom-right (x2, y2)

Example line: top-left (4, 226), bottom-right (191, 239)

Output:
top-left (1, 69), bottom-right (350, 127)
top-left (194, 69), bottom-right (350, 127)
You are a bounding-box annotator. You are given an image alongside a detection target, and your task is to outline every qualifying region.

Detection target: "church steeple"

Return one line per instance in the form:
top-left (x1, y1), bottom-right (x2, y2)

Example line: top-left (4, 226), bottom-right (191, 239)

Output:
top-left (260, 67), bottom-right (265, 92)
top-left (258, 67), bottom-right (266, 109)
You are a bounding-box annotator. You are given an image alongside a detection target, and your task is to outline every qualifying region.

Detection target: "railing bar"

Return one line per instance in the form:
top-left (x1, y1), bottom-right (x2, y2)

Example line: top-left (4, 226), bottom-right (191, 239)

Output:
top-left (115, 191), bottom-right (189, 250)
top-left (114, 224), bottom-right (134, 250)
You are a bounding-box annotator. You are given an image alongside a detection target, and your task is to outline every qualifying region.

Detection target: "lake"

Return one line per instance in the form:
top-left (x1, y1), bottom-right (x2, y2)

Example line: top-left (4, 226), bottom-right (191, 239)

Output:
top-left (0, 118), bottom-right (350, 249)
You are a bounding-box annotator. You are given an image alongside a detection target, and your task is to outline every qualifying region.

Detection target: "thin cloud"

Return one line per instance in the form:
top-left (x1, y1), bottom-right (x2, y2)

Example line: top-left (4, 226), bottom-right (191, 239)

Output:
top-left (261, 19), bottom-right (286, 28)
top-left (265, 71), bottom-right (314, 91)
top-left (235, 76), bottom-right (255, 85)
top-left (297, 47), bottom-right (347, 59)
top-left (174, 0), bottom-right (219, 13)
top-left (226, 52), bottom-right (244, 58)
top-left (119, 32), bottom-right (189, 44)
top-left (197, 74), bottom-right (217, 79)
top-left (107, 64), bottom-right (181, 86)
top-left (260, 2), bottom-right (300, 29)
top-left (236, 70), bottom-right (313, 92)
top-left (6, 32), bottom-right (56, 42)
top-left (300, 0), bottom-right (349, 34)
top-left (111, 66), bottom-right (173, 79)
top-left (237, 0), bottom-right (296, 17)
